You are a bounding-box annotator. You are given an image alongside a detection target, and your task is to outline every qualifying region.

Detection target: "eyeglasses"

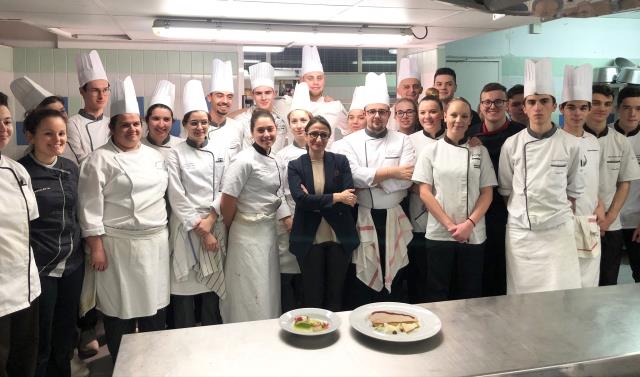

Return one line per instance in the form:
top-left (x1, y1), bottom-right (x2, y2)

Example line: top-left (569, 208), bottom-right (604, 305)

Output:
top-left (396, 109), bottom-right (416, 118)
top-left (307, 131), bottom-right (330, 140)
top-left (480, 99), bottom-right (506, 108)
top-left (188, 120), bottom-right (209, 127)
top-left (366, 109), bottom-right (390, 117)
top-left (87, 87), bottom-right (111, 96)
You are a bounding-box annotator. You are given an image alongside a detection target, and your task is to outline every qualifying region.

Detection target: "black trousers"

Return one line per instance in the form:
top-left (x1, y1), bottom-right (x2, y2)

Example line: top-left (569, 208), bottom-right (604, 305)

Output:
top-left (171, 292), bottom-right (221, 328)
top-left (102, 308), bottom-right (166, 362)
top-left (281, 274), bottom-right (303, 314)
top-left (621, 229), bottom-right (640, 283)
top-left (406, 233), bottom-right (427, 304)
top-left (300, 242), bottom-right (351, 312)
top-left (599, 230), bottom-right (624, 286)
top-left (36, 266), bottom-right (83, 377)
top-left (425, 239), bottom-right (485, 302)
top-left (481, 211), bottom-right (507, 297)
top-left (0, 300), bottom-right (39, 377)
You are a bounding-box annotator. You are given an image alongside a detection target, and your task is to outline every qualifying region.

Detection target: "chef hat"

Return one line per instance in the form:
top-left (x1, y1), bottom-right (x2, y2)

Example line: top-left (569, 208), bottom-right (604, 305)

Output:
top-left (148, 80), bottom-right (176, 111)
top-left (210, 59), bottom-right (234, 94)
top-left (10, 76), bottom-right (53, 112)
top-left (289, 82), bottom-right (312, 114)
top-left (524, 58), bottom-right (554, 98)
top-left (76, 50), bottom-right (108, 88)
top-left (249, 62), bottom-right (275, 90)
top-left (182, 80), bottom-right (208, 116)
top-left (364, 72), bottom-right (390, 106)
top-left (301, 46), bottom-right (323, 75)
top-left (349, 86), bottom-right (367, 112)
top-left (397, 57), bottom-right (420, 83)
top-left (110, 76), bottom-right (139, 117)
top-left (561, 64), bottom-right (593, 104)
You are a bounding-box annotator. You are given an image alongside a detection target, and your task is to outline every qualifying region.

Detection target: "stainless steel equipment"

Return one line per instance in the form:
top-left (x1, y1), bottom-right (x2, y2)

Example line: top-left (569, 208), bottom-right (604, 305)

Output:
top-left (617, 67), bottom-right (640, 85)
top-left (614, 57), bottom-right (638, 69)
top-left (593, 66), bottom-right (618, 83)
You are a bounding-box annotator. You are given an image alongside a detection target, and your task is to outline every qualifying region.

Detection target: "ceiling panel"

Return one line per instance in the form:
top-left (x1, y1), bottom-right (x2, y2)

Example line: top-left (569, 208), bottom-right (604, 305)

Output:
top-left (360, 0), bottom-right (461, 10)
top-left (0, 0), bottom-right (104, 14)
top-left (328, 7), bottom-right (461, 24)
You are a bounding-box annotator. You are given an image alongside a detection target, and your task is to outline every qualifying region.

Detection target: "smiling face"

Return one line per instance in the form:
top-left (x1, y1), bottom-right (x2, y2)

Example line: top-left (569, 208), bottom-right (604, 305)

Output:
top-left (301, 72), bottom-right (325, 99)
top-left (147, 106), bottom-right (173, 144)
top-left (111, 113), bottom-right (142, 151)
top-left (288, 109), bottom-right (310, 140)
top-left (445, 100), bottom-right (471, 141)
top-left (27, 115), bottom-right (67, 162)
top-left (184, 111), bottom-right (210, 145)
top-left (397, 78), bottom-right (422, 102)
top-left (347, 109), bottom-right (366, 133)
top-left (305, 121), bottom-right (331, 154)
top-left (587, 93), bottom-right (613, 125)
top-left (209, 91), bottom-right (234, 116)
top-left (394, 100), bottom-right (417, 134)
top-left (253, 86), bottom-right (275, 111)
top-left (252, 116), bottom-right (277, 151)
top-left (480, 89), bottom-right (508, 124)
top-left (0, 105), bottom-right (13, 150)
top-left (364, 104), bottom-right (391, 134)
top-left (418, 99), bottom-right (443, 137)
top-left (618, 96), bottom-right (640, 129)
top-left (434, 74), bottom-right (456, 103)
top-left (524, 94), bottom-right (556, 127)
top-left (561, 100), bottom-right (590, 129)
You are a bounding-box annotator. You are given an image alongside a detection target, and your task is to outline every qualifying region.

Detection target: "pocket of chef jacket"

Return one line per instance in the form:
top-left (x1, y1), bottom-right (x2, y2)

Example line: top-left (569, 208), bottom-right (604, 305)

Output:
top-left (605, 155), bottom-right (622, 171)
top-left (549, 159), bottom-right (568, 175)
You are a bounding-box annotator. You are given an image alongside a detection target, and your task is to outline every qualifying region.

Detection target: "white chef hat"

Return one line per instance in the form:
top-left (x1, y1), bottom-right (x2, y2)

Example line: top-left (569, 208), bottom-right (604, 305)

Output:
top-left (301, 46), bottom-right (323, 75)
top-left (561, 64), bottom-right (593, 104)
top-left (349, 86), bottom-right (367, 112)
top-left (76, 50), bottom-right (108, 88)
top-left (364, 72), bottom-right (390, 106)
top-left (182, 80), bottom-right (208, 116)
top-left (289, 82), bottom-right (312, 114)
top-left (397, 57), bottom-right (420, 83)
top-left (110, 76), bottom-right (139, 117)
top-left (210, 59), bottom-right (234, 94)
top-left (249, 62), bottom-right (275, 90)
top-left (524, 58), bottom-right (554, 98)
top-left (148, 80), bottom-right (176, 111)
top-left (10, 76), bottom-right (53, 112)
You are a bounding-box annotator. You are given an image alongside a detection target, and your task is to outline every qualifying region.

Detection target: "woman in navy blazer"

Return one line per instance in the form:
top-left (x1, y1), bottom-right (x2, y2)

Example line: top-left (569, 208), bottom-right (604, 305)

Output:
top-left (288, 116), bottom-right (359, 311)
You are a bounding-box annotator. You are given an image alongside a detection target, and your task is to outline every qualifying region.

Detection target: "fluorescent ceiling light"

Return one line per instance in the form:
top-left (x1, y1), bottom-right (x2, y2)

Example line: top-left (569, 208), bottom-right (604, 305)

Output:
top-left (388, 49), bottom-right (398, 55)
top-left (152, 19), bottom-right (415, 47)
top-left (243, 46), bottom-right (285, 53)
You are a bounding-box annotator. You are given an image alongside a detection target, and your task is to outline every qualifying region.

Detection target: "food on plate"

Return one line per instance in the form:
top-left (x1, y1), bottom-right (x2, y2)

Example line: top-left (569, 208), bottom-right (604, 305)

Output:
top-left (293, 315), bottom-right (330, 332)
top-left (369, 311), bottom-right (420, 334)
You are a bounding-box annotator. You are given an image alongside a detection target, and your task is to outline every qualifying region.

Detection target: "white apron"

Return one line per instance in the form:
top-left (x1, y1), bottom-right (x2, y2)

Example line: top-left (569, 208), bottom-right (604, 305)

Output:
top-left (506, 220), bottom-right (581, 295)
top-left (574, 215), bottom-right (601, 288)
top-left (220, 212), bottom-right (280, 323)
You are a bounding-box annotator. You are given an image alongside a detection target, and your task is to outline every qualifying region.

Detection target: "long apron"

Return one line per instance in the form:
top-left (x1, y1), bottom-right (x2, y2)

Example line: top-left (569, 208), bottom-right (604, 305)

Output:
top-left (220, 212), bottom-right (280, 323)
top-left (506, 220), bottom-right (581, 294)
top-left (80, 226), bottom-right (170, 319)
top-left (574, 215), bottom-right (601, 288)
top-left (277, 195), bottom-right (301, 274)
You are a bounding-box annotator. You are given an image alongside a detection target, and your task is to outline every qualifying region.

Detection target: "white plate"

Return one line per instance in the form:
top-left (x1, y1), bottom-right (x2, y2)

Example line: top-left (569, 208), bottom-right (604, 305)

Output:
top-left (349, 302), bottom-right (441, 342)
top-left (279, 308), bottom-right (342, 336)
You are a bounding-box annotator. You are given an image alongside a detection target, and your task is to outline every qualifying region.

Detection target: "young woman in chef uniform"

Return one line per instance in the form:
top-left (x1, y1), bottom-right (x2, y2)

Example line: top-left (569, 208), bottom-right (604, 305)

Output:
top-left (0, 93), bottom-right (41, 376)
top-left (412, 97), bottom-right (497, 301)
top-left (77, 77), bottom-right (170, 361)
top-left (220, 109), bottom-right (291, 323)
top-left (167, 80), bottom-right (227, 327)
top-left (142, 80), bottom-right (183, 157)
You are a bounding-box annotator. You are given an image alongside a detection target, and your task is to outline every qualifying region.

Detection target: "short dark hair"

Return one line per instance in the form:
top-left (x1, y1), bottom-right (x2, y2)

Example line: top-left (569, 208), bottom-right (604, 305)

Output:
top-left (0, 92), bottom-right (8, 107)
top-left (506, 84), bottom-right (524, 100)
top-left (23, 109), bottom-right (66, 135)
top-left (433, 68), bottom-right (456, 84)
top-left (617, 85), bottom-right (640, 107)
top-left (305, 115), bottom-right (332, 134)
top-left (36, 95), bottom-right (65, 111)
top-left (481, 83), bottom-right (507, 97)
top-left (145, 104), bottom-right (174, 125)
top-left (250, 108), bottom-right (275, 132)
top-left (419, 95), bottom-right (444, 112)
top-left (181, 110), bottom-right (212, 126)
top-left (592, 84), bottom-right (614, 99)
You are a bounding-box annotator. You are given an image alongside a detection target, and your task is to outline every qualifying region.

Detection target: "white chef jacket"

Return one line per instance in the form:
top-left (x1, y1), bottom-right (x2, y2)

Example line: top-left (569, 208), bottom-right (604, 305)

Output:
top-left (412, 137), bottom-right (497, 244)
top-left (616, 124), bottom-right (640, 229)
top-left (584, 124), bottom-right (640, 231)
top-left (208, 117), bottom-right (243, 161)
top-left (499, 127), bottom-right (585, 230)
top-left (276, 142), bottom-right (307, 211)
top-left (571, 132), bottom-right (601, 216)
top-left (407, 129), bottom-right (444, 232)
top-left (222, 145), bottom-right (290, 220)
top-left (78, 140), bottom-right (169, 237)
top-left (233, 107), bottom-right (289, 154)
top-left (341, 128), bottom-right (416, 209)
top-left (0, 154), bottom-right (41, 317)
top-left (309, 97), bottom-right (348, 142)
top-left (65, 110), bottom-right (110, 165)
top-left (141, 134), bottom-right (184, 159)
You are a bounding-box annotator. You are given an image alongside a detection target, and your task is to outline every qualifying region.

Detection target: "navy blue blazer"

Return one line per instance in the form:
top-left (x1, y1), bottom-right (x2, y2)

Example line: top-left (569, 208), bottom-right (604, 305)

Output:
top-left (288, 151), bottom-right (359, 262)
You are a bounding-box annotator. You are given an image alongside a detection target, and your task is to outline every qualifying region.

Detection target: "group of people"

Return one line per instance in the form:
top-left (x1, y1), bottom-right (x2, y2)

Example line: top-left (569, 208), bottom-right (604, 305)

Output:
top-left (2, 45), bottom-right (640, 377)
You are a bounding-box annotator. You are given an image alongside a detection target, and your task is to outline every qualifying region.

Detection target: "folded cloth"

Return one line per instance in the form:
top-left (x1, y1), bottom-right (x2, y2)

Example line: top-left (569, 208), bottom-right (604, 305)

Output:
top-left (574, 215), bottom-right (601, 259)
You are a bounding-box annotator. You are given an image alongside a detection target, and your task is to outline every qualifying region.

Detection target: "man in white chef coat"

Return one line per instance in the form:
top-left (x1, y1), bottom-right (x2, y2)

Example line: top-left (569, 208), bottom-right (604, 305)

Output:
top-left (207, 59), bottom-right (242, 160)
top-left (559, 64), bottom-right (604, 288)
top-left (65, 50), bottom-right (110, 166)
top-left (341, 72), bottom-right (415, 307)
top-left (585, 84), bottom-right (640, 285)
top-left (499, 58), bottom-right (585, 294)
top-left (616, 85), bottom-right (640, 283)
top-left (387, 56), bottom-right (422, 132)
top-left (233, 62), bottom-right (288, 153)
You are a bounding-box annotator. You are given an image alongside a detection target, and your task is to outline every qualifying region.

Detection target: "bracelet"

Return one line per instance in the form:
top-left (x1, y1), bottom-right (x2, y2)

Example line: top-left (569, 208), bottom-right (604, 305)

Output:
top-left (467, 217), bottom-right (476, 227)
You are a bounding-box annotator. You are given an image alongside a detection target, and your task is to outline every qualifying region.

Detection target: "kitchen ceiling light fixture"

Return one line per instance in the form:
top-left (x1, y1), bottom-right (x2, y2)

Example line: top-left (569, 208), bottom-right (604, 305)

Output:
top-left (243, 45), bottom-right (285, 53)
top-left (152, 18), bottom-right (416, 47)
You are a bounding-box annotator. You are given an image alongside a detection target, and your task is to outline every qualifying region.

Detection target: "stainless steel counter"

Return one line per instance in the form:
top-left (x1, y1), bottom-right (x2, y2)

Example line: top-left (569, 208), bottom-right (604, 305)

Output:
top-left (113, 283), bottom-right (640, 377)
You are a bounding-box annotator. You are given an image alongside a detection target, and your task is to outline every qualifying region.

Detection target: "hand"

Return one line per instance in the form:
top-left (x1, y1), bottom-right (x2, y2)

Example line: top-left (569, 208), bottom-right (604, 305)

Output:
top-left (202, 233), bottom-right (219, 252)
top-left (394, 165), bottom-right (414, 180)
top-left (597, 212), bottom-right (614, 235)
top-left (468, 137), bottom-right (483, 147)
top-left (450, 220), bottom-right (474, 242)
top-left (300, 184), bottom-right (309, 195)
top-left (194, 216), bottom-right (214, 237)
top-left (282, 217), bottom-right (293, 233)
top-left (337, 188), bottom-right (357, 207)
top-left (633, 225), bottom-right (640, 243)
top-left (90, 245), bottom-right (108, 271)
top-left (324, 95), bottom-right (335, 102)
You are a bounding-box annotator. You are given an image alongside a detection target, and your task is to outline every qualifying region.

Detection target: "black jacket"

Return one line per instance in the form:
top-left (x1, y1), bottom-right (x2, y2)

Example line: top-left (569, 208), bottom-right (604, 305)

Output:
top-left (18, 154), bottom-right (82, 277)
top-left (288, 151), bottom-right (359, 262)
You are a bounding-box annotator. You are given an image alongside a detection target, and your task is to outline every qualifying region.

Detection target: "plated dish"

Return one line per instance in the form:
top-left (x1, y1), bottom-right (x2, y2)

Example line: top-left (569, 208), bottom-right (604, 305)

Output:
top-left (349, 302), bottom-right (441, 342)
top-left (279, 308), bottom-right (341, 336)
